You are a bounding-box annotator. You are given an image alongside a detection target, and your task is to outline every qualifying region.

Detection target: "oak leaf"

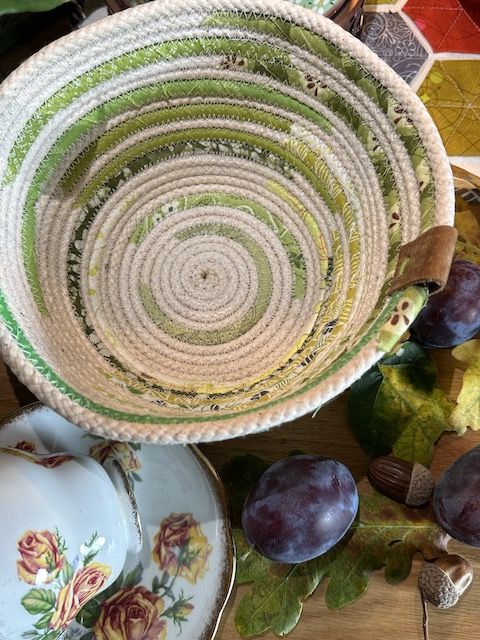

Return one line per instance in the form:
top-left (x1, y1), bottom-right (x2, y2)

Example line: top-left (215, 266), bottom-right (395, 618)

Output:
top-left (234, 478), bottom-right (449, 637)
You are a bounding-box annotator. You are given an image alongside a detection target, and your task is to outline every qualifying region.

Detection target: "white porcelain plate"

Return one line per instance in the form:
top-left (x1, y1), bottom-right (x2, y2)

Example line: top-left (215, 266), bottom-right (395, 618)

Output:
top-left (0, 403), bottom-right (235, 640)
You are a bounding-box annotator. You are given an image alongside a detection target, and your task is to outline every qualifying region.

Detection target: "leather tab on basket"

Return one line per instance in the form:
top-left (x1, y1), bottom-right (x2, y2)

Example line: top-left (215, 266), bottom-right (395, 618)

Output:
top-left (389, 226), bottom-right (458, 295)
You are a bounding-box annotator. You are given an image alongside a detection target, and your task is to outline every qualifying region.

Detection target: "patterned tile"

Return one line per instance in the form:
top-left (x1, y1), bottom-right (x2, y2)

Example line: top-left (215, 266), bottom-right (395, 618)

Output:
top-left (403, 0), bottom-right (480, 53)
top-left (418, 60), bottom-right (480, 156)
top-left (360, 12), bottom-right (428, 83)
top-left (462, 0), bottom-right (480, 29)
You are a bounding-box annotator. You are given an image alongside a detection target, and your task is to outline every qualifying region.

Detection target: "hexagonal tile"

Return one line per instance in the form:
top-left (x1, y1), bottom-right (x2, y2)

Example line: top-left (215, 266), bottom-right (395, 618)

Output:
top-left (462, 0), bottom-right (480, 29)
top-left (360, 12), bottom-right (428, 83)
top-left (418, 60), bottom-right (480, 156)
top-left (403, 0), bottom-right (480, 53)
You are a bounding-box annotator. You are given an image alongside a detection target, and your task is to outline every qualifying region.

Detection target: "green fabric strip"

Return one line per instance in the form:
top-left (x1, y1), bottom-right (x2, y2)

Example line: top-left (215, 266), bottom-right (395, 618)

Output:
top-left (0, 286), bottom-right (400, 424)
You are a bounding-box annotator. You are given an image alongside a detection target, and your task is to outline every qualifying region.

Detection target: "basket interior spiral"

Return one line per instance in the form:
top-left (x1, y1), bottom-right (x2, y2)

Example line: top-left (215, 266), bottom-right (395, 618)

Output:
top-left (0, 0), bottom-right (453, 442)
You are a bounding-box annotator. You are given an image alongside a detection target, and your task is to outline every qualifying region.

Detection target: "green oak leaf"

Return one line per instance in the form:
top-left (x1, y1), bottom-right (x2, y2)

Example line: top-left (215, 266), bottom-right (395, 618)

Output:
top-left (392, 390), bottom-right (453, 466)
top-left (233, 529), bottom-right (273, 584)
top-left (348, 342), bottom-right (436, 454)
top-left (21, 589), bottom-right (56, 615)
top-left (348, 341), bottom-right (457, 464)
top-left (234, 479), bottom-right (449, 637)
top-left (450, 339), bottom-right (480, 432)
top-left (235, 549), bottom-right (330, 637)
top-left (324, 481), bottom-right (448, 607)
top-left (0, 1), bottom-right (71, 15)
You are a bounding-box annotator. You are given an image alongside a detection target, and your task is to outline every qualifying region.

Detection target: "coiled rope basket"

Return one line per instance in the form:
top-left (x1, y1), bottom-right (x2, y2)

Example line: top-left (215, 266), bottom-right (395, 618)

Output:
top-left (0, 0), bottom-right (453, 443)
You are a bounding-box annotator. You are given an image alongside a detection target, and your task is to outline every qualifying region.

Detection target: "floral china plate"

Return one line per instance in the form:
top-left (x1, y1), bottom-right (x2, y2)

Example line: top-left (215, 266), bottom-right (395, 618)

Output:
top-left (0, 403), bottom-right (235, 640)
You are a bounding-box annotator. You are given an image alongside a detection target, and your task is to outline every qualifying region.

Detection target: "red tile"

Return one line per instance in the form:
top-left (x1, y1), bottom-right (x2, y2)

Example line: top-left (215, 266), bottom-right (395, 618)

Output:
top-left (461, 0), bottom-right (480, 29)
top-left (403, 0), bottom-right (480, 53)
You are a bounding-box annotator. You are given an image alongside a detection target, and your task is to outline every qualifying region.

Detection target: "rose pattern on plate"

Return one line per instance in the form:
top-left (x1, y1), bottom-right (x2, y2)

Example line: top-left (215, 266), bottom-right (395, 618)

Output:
top-left (6, 444), bottom-right (74, 468)
top-left (17, 530), bottom-right (65, 585)
top-left (89, 440), bottom-right (142, 485)
top-left (152, 513), bottom-right (213, 585)
top-left (15, 441), bottom-right (37, 453)
top-left (63, 513), bottom-right (211, 640)
top-left (18, 530), bottom-right (110, 640)
top-left (50, 563), bottom-right (112, 631)
top-left (93, 586), bottom-right (167, 640)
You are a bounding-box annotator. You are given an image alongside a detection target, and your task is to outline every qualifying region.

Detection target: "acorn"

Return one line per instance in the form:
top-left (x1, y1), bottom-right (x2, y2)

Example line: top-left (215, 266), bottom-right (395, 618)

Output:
top-left (367, 456), bottom-right (434, 506)
top-left (418, 555), bottom-right (473, 608)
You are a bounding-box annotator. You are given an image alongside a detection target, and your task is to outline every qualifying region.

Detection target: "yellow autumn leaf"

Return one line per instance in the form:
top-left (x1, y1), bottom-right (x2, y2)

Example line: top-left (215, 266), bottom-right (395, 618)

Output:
top-left (453, 170), bottom-right (480, 264)
top-left (451, 339), bottom-right (480, 364)
top-left (449, 340), bottom-right (480, 432)
top-left (455, 193), bottom-right (471, 213)
top-left (455, 240), bottom-right (480, 266)
top-left (455, 209), bottom-right (480, 246)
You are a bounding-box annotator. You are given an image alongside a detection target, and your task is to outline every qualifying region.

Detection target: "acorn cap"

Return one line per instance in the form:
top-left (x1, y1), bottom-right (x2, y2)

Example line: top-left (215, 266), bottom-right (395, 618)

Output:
top-left (367, 457), bottom-right (434, 506)
top-left (418, 555), bottom-right (473, 608)
top-left (406, 463), bottom-right (435, 506)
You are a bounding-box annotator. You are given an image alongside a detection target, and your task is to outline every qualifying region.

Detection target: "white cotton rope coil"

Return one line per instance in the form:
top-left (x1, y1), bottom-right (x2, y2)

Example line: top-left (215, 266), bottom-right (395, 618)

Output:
top-left (0, 0), bottom-right (453, 443)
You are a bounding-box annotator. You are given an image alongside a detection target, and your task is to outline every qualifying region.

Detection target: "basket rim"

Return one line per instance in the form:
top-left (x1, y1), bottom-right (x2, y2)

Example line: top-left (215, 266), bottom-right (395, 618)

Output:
top-left (0, 0), bottom-right (454, 443)
top-left (0, 320), bottom-right (385, 443)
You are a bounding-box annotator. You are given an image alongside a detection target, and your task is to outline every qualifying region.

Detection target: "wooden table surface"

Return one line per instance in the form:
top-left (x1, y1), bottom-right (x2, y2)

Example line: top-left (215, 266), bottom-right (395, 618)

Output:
top-left (2, 351), bottom-right (480, 640)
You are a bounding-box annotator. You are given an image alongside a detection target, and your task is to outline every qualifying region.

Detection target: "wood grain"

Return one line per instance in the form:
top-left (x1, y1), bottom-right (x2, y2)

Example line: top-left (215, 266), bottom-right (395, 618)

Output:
top-left (1, 352), bottom-right (479, 640)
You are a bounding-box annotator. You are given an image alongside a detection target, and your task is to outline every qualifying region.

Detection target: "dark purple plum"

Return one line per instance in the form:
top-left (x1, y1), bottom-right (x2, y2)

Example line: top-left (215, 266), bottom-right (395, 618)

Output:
top-left (410, 259), bottom-right (480, 349)
top-left (241, 454), bottom-right (358, 563)
top-left (434, 446), bottom-right (480, 547)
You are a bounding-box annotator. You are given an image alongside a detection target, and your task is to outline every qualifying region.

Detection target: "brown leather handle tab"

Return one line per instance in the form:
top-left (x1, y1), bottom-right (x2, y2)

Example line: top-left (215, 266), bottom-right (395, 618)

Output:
top-left (388, 225), bottom-right (458, 295)
top-left (105, 0), bottom-right (132, 13)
